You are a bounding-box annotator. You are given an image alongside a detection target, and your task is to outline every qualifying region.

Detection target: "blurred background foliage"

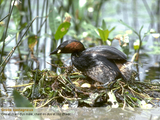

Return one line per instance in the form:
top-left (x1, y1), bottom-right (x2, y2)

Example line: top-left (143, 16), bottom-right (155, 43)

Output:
top-left (0, 0), bottom-right (160, 102)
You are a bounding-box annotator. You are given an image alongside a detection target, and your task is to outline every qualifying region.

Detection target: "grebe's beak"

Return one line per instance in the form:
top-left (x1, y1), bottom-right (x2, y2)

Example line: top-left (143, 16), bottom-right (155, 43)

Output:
top-left (49, 49), bottom-right (61, 56)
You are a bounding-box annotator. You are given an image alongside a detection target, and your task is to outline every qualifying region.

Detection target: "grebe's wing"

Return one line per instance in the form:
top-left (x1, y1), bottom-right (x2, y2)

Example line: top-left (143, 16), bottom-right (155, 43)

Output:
top-left (85, 45), bottom-right (127, 61)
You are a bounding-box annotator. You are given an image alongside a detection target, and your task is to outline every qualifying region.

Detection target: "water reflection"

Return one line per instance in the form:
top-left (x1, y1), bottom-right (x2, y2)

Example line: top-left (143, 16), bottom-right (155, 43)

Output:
top-left (145, 65), bottom-right (160, 81)
top-left (0, 107), bottom-right (159, 120)
top-left (58, 107), bottom-right (160, 120)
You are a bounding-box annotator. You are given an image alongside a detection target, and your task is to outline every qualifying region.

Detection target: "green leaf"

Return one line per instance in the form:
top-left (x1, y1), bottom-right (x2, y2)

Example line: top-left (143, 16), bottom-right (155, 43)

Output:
top-left (13, 90), bottom-right (41, 120)
top-left (12, 6), bottom-right (21, 28)
top-left (98, 20), bottom-right (116, 44)
top-left (13, 89), bottom-right (33, 107)
top-left (101, 19), bottom-right (106, 30)
top-left (81, 22), bottom-right (100, 38)
top-left (28, 35), bottom-right (38, 51)
top-left (0, 0), bottom-right (4, 5)
top-left (8, 28), bottom-right (20, 34)
top-left (0, 24), bottom-right (5, 40)
top-left (54, 22), bottom-right (71, 40)
top-left (98, 28), bottom-right (110, 41)
top-left (109, 26), bottom-right (116, 33)
top-left (19, 22), bottom-right (28, 30)
top-left (49, 5), bottom-right (61, 34)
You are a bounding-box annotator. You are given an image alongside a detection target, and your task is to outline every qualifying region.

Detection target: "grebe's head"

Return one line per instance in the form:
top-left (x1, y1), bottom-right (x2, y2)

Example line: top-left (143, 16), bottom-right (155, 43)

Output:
top-left (50, 40), bottom-right (85, 55)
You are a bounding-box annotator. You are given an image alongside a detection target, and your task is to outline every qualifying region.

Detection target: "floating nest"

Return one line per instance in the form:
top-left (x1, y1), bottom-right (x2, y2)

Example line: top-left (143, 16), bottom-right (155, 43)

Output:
top-left (21, 65), bottom-right (160, 109)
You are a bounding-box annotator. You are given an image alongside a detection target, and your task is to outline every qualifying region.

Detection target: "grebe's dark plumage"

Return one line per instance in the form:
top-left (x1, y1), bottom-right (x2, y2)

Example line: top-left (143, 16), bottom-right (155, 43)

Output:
top-left (50, 40), bottom-right (128, 84)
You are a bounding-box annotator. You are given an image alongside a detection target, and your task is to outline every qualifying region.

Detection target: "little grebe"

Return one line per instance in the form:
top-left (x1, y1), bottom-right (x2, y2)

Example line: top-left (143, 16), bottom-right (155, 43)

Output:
top-left (50, 40), bottom-right (128, 84)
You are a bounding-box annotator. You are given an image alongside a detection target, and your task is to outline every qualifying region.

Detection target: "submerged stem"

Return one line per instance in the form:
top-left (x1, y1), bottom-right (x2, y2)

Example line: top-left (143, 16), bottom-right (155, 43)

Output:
top-left (0, 17), bottom-right (38, 74)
